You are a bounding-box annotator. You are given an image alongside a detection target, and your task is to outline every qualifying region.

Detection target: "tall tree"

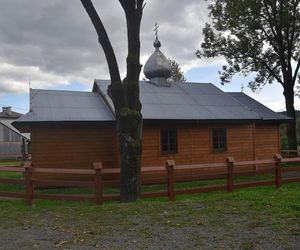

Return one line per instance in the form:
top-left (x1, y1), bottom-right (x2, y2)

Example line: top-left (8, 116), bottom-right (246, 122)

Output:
top-left (196, 0), bottom-right (300, 150)
top-left (81, 0), bottom-right (144, 202)
top-left (168, 59), bottom-right (187, 83)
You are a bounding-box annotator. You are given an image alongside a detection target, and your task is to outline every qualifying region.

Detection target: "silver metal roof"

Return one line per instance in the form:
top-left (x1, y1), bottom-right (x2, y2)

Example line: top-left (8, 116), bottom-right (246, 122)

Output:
top-left (95, 80), bottom-right (262, 120)
top-left (228, 92), bottom-right (291, 121)
top-left (16, 89), bottom-right (114, 122)
top-left (14, 81), bottom-right (290, 126)
top-left (0, 119), bottom-right (30, 139)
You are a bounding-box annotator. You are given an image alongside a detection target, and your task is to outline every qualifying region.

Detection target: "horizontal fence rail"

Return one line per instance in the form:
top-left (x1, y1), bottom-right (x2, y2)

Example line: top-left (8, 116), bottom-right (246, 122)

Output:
top-left (0, 154), bottom-right (300, 205)
top-left (281, 150), bottom-right (300, 158)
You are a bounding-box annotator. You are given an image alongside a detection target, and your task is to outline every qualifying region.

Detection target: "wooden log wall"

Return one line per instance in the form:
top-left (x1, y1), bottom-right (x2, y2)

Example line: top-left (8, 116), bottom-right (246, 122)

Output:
top-left (254, 124), bottom-right (280, 159)
top-left (30, 125), bottom-right (119, 181)
top-left (141, 123), bottom-right (280, 167)
top-left (29, 122), bottom-right (280, 181)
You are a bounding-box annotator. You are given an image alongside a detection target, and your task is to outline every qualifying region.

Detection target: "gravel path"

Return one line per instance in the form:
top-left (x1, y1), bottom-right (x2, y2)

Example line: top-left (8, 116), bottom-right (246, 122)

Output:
top-left (0, 203), bottom-right (299, 250)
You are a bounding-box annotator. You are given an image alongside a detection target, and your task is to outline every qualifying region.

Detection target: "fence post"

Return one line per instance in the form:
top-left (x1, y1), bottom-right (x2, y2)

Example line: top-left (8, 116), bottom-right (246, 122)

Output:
top-left (273, 154), bottom-right (282, 188)
top-left (94, 162), bottom-right (103, 205)
top-left (166, 160), bottom-right (175, 201)
top-left (24, 161), bottom-right (33, 206)
top-left (226, 157), bottom-right (235, 192)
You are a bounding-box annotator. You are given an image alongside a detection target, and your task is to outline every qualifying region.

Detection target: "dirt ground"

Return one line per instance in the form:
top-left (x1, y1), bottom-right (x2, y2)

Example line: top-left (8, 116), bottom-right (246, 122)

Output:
top-left (0, 200), bottom-right (299, 250)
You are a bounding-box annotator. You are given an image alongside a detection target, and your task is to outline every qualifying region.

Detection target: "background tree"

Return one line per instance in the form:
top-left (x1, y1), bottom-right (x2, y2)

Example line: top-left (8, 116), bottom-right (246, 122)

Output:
top-left (81, 0), bottom-right (145, 202)
top-left (168, 59), bottom-right (187, 83)
top-left (196, 0), bottom-right (300, 150)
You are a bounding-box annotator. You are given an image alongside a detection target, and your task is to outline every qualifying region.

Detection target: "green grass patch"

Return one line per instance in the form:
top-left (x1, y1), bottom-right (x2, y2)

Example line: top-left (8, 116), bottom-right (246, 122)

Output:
top-left (0, 161), bottom-right (23, 181)
top-left (0, 170), bottom-right (22, 179)
top-left (0, 161), bottom-right (22, 166)
top-left (0, 183), bottom-right (299, 232)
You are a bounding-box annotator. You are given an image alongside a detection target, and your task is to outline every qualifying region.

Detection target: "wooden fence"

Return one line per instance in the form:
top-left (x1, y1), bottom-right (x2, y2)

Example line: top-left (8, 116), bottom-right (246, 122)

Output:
top-left (281, 149), bottom-right (300, 158)
top-left (0, 154), bottom-right (300, 205)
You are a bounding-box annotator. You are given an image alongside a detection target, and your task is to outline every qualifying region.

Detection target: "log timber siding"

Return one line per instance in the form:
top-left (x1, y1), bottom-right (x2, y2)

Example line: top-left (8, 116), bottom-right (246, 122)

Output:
top-left (254, 124), bottom-right (280, 160)
top-left (30, 122), bottom-right (280, 177)
top-left (141, 123), bottom-right (280, 167)
top-left (31, 125), bottom-right (119, 181)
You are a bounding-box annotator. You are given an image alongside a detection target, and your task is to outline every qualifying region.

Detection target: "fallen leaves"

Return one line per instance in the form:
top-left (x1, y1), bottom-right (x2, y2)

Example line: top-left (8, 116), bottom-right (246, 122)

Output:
top-left (54, 240), bottom-right (67, 248)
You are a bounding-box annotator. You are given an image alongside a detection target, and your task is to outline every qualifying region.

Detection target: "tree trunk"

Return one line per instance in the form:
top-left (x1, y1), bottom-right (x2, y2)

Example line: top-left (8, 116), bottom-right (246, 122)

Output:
top-left (109, 80), bottom-right (143, 202)
top-left (117, 5), bottom-right (143, 202)
top-left (117, 109), bottom-right (142, 202)
top-left (81, 0), bottom-right (144, 202)
top-left (283, 84), bottom-right (297, 150)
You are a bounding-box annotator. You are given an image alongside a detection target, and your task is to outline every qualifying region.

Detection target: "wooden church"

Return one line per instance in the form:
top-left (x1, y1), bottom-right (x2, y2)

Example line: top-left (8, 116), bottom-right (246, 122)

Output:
top-left (13, 37), bottom-right (291, 173)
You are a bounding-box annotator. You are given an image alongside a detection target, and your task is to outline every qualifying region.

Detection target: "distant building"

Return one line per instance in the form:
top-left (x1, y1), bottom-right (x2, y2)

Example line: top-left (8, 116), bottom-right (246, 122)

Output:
top-left (0, 107), bottom-right (30, 159)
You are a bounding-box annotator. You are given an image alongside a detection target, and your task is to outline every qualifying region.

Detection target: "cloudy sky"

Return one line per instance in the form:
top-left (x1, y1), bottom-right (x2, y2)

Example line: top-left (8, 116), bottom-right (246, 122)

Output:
top-left (0, 0), bottom-right (297, 113)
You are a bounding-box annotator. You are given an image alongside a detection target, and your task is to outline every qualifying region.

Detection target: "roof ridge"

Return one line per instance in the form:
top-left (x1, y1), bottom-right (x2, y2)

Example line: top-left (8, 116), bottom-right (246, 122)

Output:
top-left (31, 89), bottom-right (89, 94)
top-left (227, 92), bottom-right (291, 121)
top-left (229, 92), bottom-right (275, 112)
top-left (226, 92), bottom-right (262, 119)
top-left (93, 84), bottom-right (115, 118)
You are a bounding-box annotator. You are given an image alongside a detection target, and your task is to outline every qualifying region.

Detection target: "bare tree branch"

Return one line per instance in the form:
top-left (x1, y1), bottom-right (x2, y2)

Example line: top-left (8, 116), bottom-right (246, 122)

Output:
top-left (293, 58), bottom-right (300, 83)
top-left (81, 0), bottom-right (121, 83)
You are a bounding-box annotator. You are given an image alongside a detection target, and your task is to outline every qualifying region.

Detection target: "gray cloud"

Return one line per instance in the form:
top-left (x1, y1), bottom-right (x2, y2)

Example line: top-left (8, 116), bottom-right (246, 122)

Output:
top-left (0, 0), bottom-right (210, 94)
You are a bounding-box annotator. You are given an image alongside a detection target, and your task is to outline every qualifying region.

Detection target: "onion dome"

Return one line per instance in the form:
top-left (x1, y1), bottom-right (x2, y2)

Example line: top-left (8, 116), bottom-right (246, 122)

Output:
top-left (143, 36), bottom-right (171, 86)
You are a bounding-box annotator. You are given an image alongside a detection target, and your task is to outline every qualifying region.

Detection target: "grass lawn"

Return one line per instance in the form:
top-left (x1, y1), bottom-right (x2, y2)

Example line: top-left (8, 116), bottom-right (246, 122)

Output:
top-left (0, 161), bottom-right (22, 166)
